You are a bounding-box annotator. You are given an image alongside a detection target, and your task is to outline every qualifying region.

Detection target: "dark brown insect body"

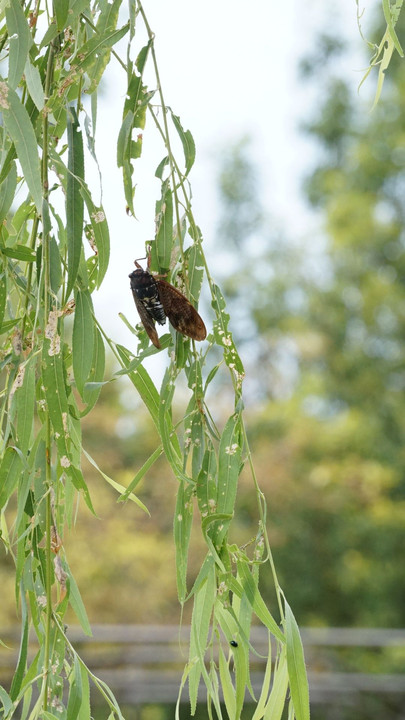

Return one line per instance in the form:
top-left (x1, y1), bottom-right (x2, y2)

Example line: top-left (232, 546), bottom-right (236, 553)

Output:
top-left (129, 261), bottom-right (206, 349)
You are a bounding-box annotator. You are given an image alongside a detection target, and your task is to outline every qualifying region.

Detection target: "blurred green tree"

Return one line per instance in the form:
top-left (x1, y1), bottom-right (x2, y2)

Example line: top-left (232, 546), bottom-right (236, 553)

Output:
top-left (214, 21), bottom-right (405, 627)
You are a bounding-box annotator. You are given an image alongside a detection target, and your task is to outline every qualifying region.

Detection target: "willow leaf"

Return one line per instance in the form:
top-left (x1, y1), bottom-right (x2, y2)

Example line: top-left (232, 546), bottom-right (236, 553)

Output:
top-left (81, 327), bottom-right (105, 415)
top-left (6, 0), bottom-right (31, 90)
top-left (185, 243), bottom-right (204, 304)
top-left (72, 288), bottom-right (95, 398)
top-left (210, 412), bottom-right (242, 549)
top-left (155, 179), bottom-right (173, 270)
top-left (15, 355), bottom-right (36, 454)
top-left (66, 107), bottom-right (84, 298)
top-left (71, 23), bottom-right (129, 76)
top-left (54, 0), bottom-right (69, 30)
top-left (24, 59), bottom-right (45, 111)
top-left (218, 645), bottom-right (236, 720)
top-left (263, 648), bottom-right (288, 720)
top-left (188, 555), bottom-right (216, 713)
top-left (285, 600), bottom-right (310, 720)
top-left (116, 344), bottom-right (160, 428)
top-left (87, 0), bottom-right (122, 93)
top-left (174, 478), bottom-right (194, 603)
top-left (171, 112), bottom-right (196, 175)
top-left (80, 184), bottom-right (110, 287)
top-left (0, 161), bottom-right (17, 223)
top-left (67, 654), bottom-right (83, 720)
top-left (0, 82), bottom-right (42, 213)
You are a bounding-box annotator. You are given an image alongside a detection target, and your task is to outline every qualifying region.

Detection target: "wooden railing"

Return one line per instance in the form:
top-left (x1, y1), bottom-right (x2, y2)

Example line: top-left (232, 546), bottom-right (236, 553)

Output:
top-left (1, 625), bottom-right (404, 705)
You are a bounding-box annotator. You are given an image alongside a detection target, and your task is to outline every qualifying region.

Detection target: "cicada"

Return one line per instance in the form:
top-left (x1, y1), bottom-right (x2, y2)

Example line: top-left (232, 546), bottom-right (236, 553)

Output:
top-left (129, 261), bottom-right (206, 349)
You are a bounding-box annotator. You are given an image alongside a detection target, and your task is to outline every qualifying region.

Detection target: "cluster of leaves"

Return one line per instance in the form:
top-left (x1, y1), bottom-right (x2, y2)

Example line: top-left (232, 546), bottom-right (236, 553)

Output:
top-left (357, 0), bottom-right (405, 107)
top-left (0, 1), bottom-right (311, 720)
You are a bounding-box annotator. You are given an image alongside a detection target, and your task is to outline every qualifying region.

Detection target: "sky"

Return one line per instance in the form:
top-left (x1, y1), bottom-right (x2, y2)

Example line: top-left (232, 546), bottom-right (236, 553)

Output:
top-left (89, 0), bottom-right (378, 353)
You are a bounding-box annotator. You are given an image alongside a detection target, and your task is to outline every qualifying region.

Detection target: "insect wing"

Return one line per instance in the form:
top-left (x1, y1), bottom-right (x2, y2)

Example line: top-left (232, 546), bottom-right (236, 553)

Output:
top-left (129, 270), bottom-right (161, 349)
top-left (157, 279), bottom-right (206, 341)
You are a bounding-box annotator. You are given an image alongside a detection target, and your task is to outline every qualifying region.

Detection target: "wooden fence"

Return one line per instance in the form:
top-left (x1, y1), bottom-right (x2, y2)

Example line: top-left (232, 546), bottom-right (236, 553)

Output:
top-left (1, 625), bottom-right (404, 706)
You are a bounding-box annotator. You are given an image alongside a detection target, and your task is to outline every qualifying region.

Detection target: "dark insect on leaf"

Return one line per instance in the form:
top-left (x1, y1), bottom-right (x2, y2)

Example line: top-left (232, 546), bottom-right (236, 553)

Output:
top-left (129, 261), bottom-right (206, 349)
top-left (230, 640), bottom-right (238, 648)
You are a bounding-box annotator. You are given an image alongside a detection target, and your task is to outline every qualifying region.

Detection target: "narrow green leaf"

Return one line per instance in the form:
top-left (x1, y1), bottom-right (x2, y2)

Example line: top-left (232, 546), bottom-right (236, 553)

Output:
top-left (65, 463), bottom-right (95, 515)
top-left (251, 637), bottom-right (273, 720)
top-left (24, 59), bottom-right (45, 111)
top-left (0, 161), bottom-right (17, 223)
top-left (66, 107), bottom-right (84, 298)
top-left (83, 448), bottom-right (149, 513)
top-left (0, 318), bottom-right (20, 335)
top-left (66, 568), bottom-right (92, 636)
top-left (382, 0), bottom-right (404, 56)
top-left (173, 330), bottom-right (188, 370)
top-left (54, 0), bottom-right (69, 30)
top-left (285, 600), bottom-right (310, 720)
top-left (188, 555), bottom-right (216, 713)
top-left (15, 355), bottom-right (36, 453)
top-left (68, 0), bottom-right (90, 23)
top-left (218, 645), bottom-right (236, 720)
top-left (196, 442), bottom-right (217, 519)
top-left (123, 72), bottom-right (150, 127)
top-left (9, 589), bottom-right (29, 700)
top-left (116, 344), bottom-right (160, 428)
top-left (233, 630), bottom-right (249, 718)
top-left (135, 41), bottom-right (152, 74)
top-left (155, 155), bottom-right (169, 180)
top-left (0, 447), bottom-right (23, 508)
top-left (6, 0), bottom-right (31, 90)
top-left (76, 659), bottom-right (91, 720)
top-left (1, 245), bottom-right (36, 262)
top-left (117, 71), bottom-right (152, 214)
top-left (0, 82), bottom-right (42, 213)
top-left (39, 21), bottom-right (59, 48)
top-left (117, 110), bottom-right (134, 168)
top-left (118, 445), bottom-right (162, 501)
top-left (67, 654), bottom-right (82, 720)
top-left (233, 570), bottom-right (256, 704)
top-left (49, 235), bottom-right (62, 293)
top-left (80, 184), bottom-right (110, 287)
top-left (155, 179), bottom-right (173, 270)
top-left (81, 327), bottom-right (105, 415)
top-left (171, 112), bottom-right (196, 175)
top-left (159, 369), bottom-right (182, 471)
top-left (189, 411), bottom-right (204, 480)
top-left (87, 0), bottom-right (122, 93)
top-left (174, 478), bottom-right (194, 603)
top-left (211, 282), bottom-right (245, 379)
top-left (72, 288), bottom-right (95, 397)
top-left (228, 567), bottom-right (285, 644)
top-left (0, 687), bottom-right (14, 715)
top-left (210, 412), bottom-right (242, 549)
top-left (41, 334), bottom-right (72, 464)
top-left (371, 33), bottom-right (394, 111)
top-left (185, 243), bottom-right (204, 304)
top-left (123, 158), bottom-right (136, 215)
top-left (71, 23), bottom-right (129, 76)
top-left (263, 648), bottom-right (289, 720)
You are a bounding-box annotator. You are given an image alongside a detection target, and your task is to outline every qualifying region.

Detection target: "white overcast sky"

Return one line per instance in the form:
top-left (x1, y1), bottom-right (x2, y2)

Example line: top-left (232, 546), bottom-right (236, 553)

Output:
top-left (89, 0), bottom-right (378, 347)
